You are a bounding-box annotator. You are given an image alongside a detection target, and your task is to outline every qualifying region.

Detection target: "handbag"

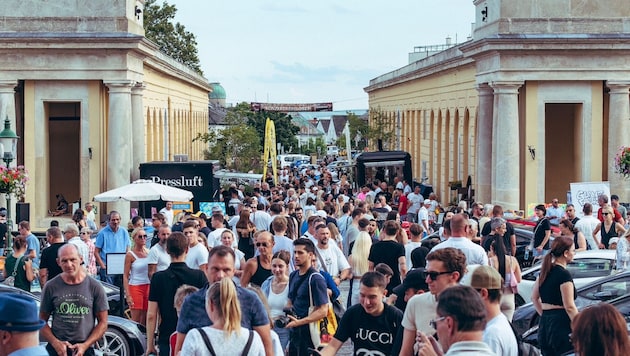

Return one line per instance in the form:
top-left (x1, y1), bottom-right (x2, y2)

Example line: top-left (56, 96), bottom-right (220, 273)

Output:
top-left (508, 257), bottom-right (519, 294)
top-left (3, 255), bottom-right (23, 287)
top-left (307, 272), bottom-right (338, 350)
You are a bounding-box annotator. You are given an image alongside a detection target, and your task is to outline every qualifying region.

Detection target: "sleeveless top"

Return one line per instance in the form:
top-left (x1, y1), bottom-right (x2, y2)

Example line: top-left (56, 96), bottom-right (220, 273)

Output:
top-left (601, 223), bottom-right (618, 249)
top-left (129, 250), bottom-right (150, 285)
top-left (250, 256), bottom-right (272, 287)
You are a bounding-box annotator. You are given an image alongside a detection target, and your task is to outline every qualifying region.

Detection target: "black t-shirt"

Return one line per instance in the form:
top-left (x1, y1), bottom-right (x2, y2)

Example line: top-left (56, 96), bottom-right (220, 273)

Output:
top-left (148, 262), bottom-right (208, 343)
top-left (288, 267), bottom-right (328, 318)
top-left (534, 218), bottom-right (551, 249)
top-left (481, 220), bottom-right (515, 241)
top-left (40, 242), bottom-right (67, 280)
top-left (368, 240), bottom-right (405, 293)
top-left (334, 303), bottom-right (403, 356)
top-left (539, 265), bottom-right (576, 306)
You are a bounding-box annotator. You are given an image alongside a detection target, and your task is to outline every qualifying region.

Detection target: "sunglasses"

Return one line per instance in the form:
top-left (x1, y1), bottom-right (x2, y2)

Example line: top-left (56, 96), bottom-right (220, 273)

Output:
top-left (429, 316), bottom-right (447, 329)
top-left (80, 232), bottom-right (90, 235)
top-left (256, 242), bottom-right (269, 247)
top-left (426, 271), bottom-right (453, 281)
top-left (602, 212), bottom-right (610, 216)
top-left (137, 234), bottom-right (147, 239)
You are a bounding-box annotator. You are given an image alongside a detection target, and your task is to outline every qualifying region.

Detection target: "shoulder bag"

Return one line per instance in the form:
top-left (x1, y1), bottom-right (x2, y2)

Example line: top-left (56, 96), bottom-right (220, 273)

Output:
top-left (307, 272), bottom-right (338, 350)
top-left (3, 255), bottom-right (24, 287)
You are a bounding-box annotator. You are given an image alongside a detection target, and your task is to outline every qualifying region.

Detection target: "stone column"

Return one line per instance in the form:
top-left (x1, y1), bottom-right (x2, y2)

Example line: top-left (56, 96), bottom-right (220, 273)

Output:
top-left (104, 80), bottom-right (134, 217)
top-left (131, 83), bottom-right (145, 181)
top-left (490, 81), bottom-right (523, 211)
top-left (607, 81), bottom-right (630, 199)
top-left (475, 83), bottom-right (493, 203)
top-left (0, 81), bottom-right (17, 230)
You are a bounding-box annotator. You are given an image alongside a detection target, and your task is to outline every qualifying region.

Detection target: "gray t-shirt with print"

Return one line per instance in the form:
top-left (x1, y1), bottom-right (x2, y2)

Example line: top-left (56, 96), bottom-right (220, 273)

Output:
top-left (40, 275), bottom-right (109, 342)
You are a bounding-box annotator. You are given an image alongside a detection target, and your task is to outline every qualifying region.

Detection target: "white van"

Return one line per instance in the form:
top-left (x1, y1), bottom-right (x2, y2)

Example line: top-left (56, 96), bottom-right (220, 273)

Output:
top-left (327, 145), bottom-right (339, 156)
top-left (277, 154), bottom-right (310, 168)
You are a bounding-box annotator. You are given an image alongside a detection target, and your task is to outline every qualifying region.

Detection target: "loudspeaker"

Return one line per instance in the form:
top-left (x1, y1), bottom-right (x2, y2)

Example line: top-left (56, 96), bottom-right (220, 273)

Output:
top-left (15, 202), bottom-right (30, 223)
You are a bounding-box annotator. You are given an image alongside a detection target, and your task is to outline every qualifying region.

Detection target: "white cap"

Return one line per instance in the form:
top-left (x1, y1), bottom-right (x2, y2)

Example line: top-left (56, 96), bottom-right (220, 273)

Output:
top-left (424, 199), bottom-right (431, 205)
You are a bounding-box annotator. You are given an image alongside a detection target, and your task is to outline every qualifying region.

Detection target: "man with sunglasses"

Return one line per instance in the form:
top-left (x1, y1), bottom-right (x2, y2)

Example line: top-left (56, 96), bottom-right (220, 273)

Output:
top-left (241, 231), bottom-right (274, 287)
top-left (398, 247), bottom-right (467, 356)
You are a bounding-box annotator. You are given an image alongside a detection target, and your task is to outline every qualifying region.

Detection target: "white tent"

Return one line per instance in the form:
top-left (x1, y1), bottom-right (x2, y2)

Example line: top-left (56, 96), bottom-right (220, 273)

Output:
top-left (93, 179), bottom-right (193, 202)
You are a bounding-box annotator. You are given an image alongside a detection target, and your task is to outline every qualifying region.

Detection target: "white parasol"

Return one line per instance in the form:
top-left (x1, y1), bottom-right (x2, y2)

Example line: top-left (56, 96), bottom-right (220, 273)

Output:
top-left (93, 179), bottom-right (193, 202)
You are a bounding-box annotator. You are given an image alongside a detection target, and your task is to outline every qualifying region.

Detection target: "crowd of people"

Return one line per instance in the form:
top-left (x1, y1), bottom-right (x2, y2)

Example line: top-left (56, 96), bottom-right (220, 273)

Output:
top-left (2, 161), bottom-right (630, 356)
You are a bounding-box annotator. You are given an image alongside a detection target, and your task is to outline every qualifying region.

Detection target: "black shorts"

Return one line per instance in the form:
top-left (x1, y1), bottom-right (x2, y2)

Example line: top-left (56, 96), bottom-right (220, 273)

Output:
top-left (538, 309), bottom-right (572, 356)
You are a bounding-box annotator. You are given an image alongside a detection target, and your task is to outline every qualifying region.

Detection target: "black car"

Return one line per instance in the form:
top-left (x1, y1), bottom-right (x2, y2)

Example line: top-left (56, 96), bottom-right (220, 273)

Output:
top-left (521, 293), bottom-right (630, 349)
top-left (0, 283), bottom-right (146, 355)
top-left (513, 270), bottom-right (630, 337)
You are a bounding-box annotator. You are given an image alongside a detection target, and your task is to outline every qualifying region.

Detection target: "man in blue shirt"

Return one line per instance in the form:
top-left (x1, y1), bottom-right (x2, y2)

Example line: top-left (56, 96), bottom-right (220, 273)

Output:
top-left (94, 211), bottom-right (130, 285)
top-left (19, 221), bottom-right (41, 267)
top-left (174, 245), bottom-right (272, 355)
top-left (285, 238), bottom-right (329, 355)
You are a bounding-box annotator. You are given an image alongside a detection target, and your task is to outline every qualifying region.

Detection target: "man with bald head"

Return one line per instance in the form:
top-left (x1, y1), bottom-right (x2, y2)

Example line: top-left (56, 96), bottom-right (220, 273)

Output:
top-left (430, 214), bottom-right (488, 265)
top-left (40, 244), bottom-right (108, 356)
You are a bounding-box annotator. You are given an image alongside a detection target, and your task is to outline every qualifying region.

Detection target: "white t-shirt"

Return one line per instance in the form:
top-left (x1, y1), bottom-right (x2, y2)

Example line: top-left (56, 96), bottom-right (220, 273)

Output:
top-left (159, 207), bottom-right (174, 226)
top-left (147, 243), bottom-right (171, 273)
top-left (431, 237), bottom-right (489, 265)
top-left (407, 193), bottom-right (422, 214)
top-left (483, 313), bottom-right (518, 356)
top-left (207, 228), bottom-right (227, 248)
top-left (181, 327), bottom-right (265, 356)
top-left (405, 241), bottom-right (423, 269)
top-left (185, 243), bottom-right (209, 270)
top-left (315, 243), bottom-right (350, 277)
top-left (402, 292), bottom-right (437, 334)
top-left (575, 215), bottom-right (602, 250)
top-left (418, 207), bottom-right (429, 224)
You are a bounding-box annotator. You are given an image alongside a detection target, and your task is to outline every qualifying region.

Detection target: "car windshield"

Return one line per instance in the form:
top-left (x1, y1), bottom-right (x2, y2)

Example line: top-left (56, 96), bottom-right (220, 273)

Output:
top-left (579, 273), bottom-right (630, 301)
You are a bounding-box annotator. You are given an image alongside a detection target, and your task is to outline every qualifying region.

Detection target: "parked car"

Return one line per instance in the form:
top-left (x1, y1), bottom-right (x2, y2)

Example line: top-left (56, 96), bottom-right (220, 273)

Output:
top-left (0, 283), bottom-right (146, 355)
top-left (520, 292), bottom-right (630, 349)
top-left (291, 159), bottom-right (310, 169)
top-left (515, 249), bottom-right (617, 307)
top-left (513, 269), bottom-right (630, 337)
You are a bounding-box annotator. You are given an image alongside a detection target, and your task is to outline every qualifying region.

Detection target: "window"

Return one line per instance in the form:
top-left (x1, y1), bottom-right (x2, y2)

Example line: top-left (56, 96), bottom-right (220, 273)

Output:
top-left (566, 258), bottom-right (615, 279)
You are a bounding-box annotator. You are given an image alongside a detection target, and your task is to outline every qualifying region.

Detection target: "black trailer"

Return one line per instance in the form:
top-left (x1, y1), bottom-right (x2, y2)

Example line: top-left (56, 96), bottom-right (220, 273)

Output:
top-left (355, 151), bottom-right (412, 188)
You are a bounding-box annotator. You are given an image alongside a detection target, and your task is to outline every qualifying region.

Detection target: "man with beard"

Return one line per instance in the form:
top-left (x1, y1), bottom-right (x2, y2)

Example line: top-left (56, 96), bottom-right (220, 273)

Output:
top-left (314, 224), bottom-right (351, 286)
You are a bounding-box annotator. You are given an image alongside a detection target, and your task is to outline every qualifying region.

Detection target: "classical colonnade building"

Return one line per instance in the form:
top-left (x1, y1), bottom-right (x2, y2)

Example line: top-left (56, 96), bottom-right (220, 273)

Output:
top-left (0, 0), bottom-right (211, 227)
top-left (365, 0), bottom-right (630, 211)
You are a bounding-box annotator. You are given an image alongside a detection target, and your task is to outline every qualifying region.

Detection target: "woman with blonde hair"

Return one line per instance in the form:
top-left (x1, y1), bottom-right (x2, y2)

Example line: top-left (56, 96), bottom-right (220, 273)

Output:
top-left (123, 227), bottom-right (150, 326)
top-left (347, 231), bottom-right (372, 307)
top-left (181, 278), bottom-right (265, 355)
top-left (327, 222), bottom-right (343, 250)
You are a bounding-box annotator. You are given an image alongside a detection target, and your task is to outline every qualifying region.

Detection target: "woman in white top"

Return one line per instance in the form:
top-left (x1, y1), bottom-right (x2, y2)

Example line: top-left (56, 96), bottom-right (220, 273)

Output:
top-left (123, 227), bottom-right (151, 326)
top-left (181, 278), bottom-right (265, 356)
top-left (488, 222), bottom-right (522, 321)
top-left (261, 250), bottom-right (291, 351)
top-left (348, 231), bottom-right (372, 307)
top-left (220, 230), bottom-right (246, 284)
top-left (616, 230), bottom-right (630, 271)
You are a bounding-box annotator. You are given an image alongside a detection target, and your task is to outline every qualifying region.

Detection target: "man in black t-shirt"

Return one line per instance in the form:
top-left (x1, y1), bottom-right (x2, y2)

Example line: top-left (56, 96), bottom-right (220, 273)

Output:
top-left (480, 205), bottom-right (516, 255)
top-left (39, 227), bottom-right (66, 286)
top-left (319, 272), bottom-right (403, 356)
top-left (368, 221), bottom-right (407, 294)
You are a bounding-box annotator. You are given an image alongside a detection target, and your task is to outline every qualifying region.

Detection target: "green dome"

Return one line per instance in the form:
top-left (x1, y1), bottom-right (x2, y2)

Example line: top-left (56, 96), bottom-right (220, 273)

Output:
top-left (209, 83), bottom-right (226, 99)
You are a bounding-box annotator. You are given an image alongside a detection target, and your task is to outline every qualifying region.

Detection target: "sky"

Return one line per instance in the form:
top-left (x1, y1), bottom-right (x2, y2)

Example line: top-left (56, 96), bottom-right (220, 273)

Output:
top-left (171, 1), bottom-right (476, 110)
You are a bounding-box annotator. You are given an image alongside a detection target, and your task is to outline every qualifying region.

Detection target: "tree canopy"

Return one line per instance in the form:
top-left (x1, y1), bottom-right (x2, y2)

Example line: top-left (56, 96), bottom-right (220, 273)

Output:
top-left (143, 0), bottom-right (203, 75)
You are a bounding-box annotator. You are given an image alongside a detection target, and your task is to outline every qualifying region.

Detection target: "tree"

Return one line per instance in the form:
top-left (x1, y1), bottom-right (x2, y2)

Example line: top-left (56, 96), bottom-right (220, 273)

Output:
top-left (367, 107), bottom-right (395, 150)
top-left (246, 110), bottom-right (300, 154)
top-left (143, 0), bottom-right (203, 74)
top-left (301, 137), bottom-right (327, 157)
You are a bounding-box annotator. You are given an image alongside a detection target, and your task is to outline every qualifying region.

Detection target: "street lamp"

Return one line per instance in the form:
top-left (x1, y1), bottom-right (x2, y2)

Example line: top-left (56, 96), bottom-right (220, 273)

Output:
top-left (0, 116), bottom-right (19, 255)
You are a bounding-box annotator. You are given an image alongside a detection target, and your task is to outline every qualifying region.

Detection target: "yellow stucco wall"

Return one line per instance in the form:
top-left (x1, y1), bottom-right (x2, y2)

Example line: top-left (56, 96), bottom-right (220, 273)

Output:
top-left (368, 63), bottom-right (478, 203)
top-left (143, 65), bottom-right (208, 162)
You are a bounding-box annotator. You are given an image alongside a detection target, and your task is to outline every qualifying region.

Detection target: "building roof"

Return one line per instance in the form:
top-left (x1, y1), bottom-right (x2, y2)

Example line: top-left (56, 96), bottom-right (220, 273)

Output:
top-left (209, 83), bottom-right (226, 99)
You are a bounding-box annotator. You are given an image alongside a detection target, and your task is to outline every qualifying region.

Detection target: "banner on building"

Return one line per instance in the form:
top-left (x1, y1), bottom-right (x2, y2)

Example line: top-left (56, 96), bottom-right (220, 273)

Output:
top-left (250, 102), bottom-right (333, 112)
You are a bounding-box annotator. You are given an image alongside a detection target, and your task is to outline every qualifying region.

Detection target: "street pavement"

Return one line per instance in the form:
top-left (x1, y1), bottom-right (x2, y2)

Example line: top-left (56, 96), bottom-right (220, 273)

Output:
top-left (335, 279), bottom-right (353, 355)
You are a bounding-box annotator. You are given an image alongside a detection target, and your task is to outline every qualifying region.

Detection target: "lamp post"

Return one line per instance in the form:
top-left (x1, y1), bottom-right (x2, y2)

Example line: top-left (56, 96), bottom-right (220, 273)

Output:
top-left (0, 116), bottom-right (19, 255)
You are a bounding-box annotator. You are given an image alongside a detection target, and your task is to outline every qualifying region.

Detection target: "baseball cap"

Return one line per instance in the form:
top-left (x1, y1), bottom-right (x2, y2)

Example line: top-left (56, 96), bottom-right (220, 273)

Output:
top-left (466, 265), bottom-right (502, 290)
top-left (392, 268), bottom-right (428, 296)
top-left (609, 237), bottom-right (620, 245)
top-left (423, 199), bottom-right (431, 205)
top-left (0, 294), bottom-right (46, 332)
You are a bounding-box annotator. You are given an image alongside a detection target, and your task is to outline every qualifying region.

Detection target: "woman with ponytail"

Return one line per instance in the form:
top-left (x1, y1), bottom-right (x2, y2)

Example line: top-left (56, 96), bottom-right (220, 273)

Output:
top-left (181, 278), bottom-right (265, 355)
top-left (488, 219), bottom-right (521, 321)
top-left (531, 236), bottom-right (578, 356)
